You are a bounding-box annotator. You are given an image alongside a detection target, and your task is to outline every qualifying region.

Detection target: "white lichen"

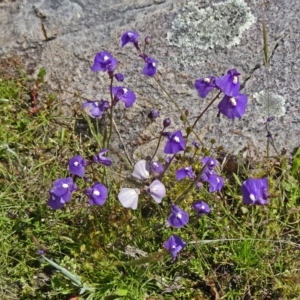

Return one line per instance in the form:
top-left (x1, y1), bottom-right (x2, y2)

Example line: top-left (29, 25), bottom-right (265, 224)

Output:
top-left (253, 90), bottom-right (286, 117)
top-left (167, 0), bottom-right (256, 67)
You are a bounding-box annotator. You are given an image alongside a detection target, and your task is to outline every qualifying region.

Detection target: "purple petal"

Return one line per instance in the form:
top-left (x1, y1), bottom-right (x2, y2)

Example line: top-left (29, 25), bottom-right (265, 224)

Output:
top-left (201, 156), bottom-right (218, 170)
top-left (215, 69), bottom-right (241, 96)
top-left (114, 73), bottom-right (125, 82)
top-left (163, 235), bottom-right (186, 261)
top-left (167, 204), bottom-right (189, 228)
top-left (195, 76), bottom-right (216, 98)
top-left (218, 94), bottom-right (248, 119)
top-left (93, 149), bottom-right (112, 166)
top-left (192, 200), bottom-right (211, 216)
top-left (86, 182), bottom-right (108, 206)
top-left (241, 178), bottom-right (269, 205)
top-left (47, 193), bottom-right (66, 210)
top-left (164, 130), bottom-right (186, 154)
top-left (91, 51), bottom-right (118, 72)
top-left (207, 173), bottom-right (224, 192)
top-left (141, 56), bottom-right (158, 77)
top-left (121, 31), bottom-right (140, 47)
top-left (111, 86), bottom-right (136, 108)
top-left (68, 155), bottom-right (87, 177)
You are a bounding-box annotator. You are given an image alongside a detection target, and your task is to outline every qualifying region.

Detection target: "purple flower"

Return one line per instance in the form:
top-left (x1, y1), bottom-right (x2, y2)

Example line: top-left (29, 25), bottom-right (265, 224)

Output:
top-left (147, 179), bottom-right (166, 203)
top-left (38, 249), bottom-right (45, 255)
top-left (149, 161), bottom-right (164, 177)
top-left (68, 155), bottom-right (88, 177)
top-left (114, 73), bottom-right (125, 82)
top-left (82, 99), bottom-right (109, 118)
top-left (206, 172), bottom-right (224, 192)
top-left (49, 177), bottom-right (77, 200)
top-left (167, 204), bottom-right (189, 228)
top-left (192, 200), bottom-right (211, 216)
top-left (140, 55), bottom-right (158, 77)
top-left (47, 194), bottom-right (65, 210)
top-left (47, 177), bottom-right (77, 209)
top-left (93, 149), bottom-right (112, 166)
top-left (215, 68), bottom-right (241, 96)
top-left (241, 178), bottom-right (269, 205)
top-left (118, 188), bottom-right (140, 210)
top-left (91, 51), bottom-right (117, 73)
top-left (175, 166), bottom-right (195, 181)
top-left (148, 109), bottom-right (160, 120)
top-left (121, 31), bottom-right (140, 50)
top-left (218, 94), bottom-right (248, 119)
top-left (201, 156), bottom-right (218, 170)
top-left (266, 116), bottom-right (275, 122)
top-left (164, 235), bottom-right (186, 261)
top-left (111, 86), bottom-right (136, 108)
top-left (85, 182), bottom-right (108, 206)
top-left (195, 76), bottom-right (216, 98)
top-left (164, 130), bottom-right (186, 154)
top-left (199, 169), bottom-right (224, 192)
top-left (132, 160), bottom-right (150, 180)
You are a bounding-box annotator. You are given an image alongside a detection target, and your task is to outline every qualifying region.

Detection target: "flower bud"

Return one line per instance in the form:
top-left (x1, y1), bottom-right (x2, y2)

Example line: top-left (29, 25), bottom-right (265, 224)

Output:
top-left (163, 118), bottom-right (171, 128)
top-left (148, 109), bottom-right (160, 120)
top-left (145, 36), bottom-right (151, 44)
top-left (114, 73), bottom-right (125, 82)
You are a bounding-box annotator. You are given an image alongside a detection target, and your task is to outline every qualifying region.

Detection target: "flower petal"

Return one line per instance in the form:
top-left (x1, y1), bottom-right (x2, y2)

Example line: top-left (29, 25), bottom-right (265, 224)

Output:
top-left (118, 188), bottom-right (140, 210)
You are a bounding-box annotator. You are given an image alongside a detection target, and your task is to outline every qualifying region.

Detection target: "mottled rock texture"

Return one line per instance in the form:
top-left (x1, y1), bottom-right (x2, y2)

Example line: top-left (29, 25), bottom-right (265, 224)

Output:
top-left (1, 0), bottom-right (299, 160)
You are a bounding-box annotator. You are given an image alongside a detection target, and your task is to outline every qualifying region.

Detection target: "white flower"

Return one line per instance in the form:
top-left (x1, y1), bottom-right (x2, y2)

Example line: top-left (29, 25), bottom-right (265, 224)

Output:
top-left (148, 179), bottom-right (166, 203)
top-left (118, 188), bottom-right (140, 210)
top-left (132, 160), bottom-right (150, 180)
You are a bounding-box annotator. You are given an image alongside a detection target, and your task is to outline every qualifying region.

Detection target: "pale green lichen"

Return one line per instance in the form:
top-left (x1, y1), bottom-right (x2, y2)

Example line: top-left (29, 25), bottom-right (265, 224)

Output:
top-left (253, 90), bottom-right (286, 117)
top-left (167, 0), bottom-right (256, 67)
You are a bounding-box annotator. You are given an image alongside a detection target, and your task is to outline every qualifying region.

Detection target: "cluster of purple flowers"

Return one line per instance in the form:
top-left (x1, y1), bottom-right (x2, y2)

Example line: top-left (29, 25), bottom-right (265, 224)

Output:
top-left (47, 150), bottom-right (112, 210)
top-left (46, 30), bottom-right (271, 264)
top-left (195, 69), bottom-right (248, 119)
top-left (82, 31), bottom-right (158, 119)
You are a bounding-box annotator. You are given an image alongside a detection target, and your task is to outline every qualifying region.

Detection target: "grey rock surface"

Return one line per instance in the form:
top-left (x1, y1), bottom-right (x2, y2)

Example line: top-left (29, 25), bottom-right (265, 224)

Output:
top-left (1, 0), bottom-right (299, 160)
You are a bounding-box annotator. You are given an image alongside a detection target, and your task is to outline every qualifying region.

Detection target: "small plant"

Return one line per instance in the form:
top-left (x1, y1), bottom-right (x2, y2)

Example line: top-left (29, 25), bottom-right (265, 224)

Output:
top-left (1, 24), bottom-right (299, 300)
top-left (41, 30), bottom-right (291, 298)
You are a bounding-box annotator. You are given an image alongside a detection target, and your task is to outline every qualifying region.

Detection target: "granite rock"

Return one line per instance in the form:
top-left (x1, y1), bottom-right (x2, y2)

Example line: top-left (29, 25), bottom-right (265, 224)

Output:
top-left (1, 0), bottom-right (299, 161)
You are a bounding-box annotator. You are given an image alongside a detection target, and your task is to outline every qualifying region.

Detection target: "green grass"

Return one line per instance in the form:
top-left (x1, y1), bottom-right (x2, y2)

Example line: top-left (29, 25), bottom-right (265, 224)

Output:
top-left (0, 59), bottom-right (300, 300)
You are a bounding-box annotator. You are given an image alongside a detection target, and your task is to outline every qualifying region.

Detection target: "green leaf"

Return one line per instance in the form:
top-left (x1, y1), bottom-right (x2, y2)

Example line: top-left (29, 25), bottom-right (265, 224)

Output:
top-left (262, 20), bottom-right (269, 66)
top-left (37, 67), bottom-right (46, 83)
top-left (291, 147), bottom-right (300, 177)
top-left (42, 255), bottom-right (82, 286)
top-left (115, 289), bottom-right (128, 296)
top-left (233, 173), bottom-right (242, 186)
